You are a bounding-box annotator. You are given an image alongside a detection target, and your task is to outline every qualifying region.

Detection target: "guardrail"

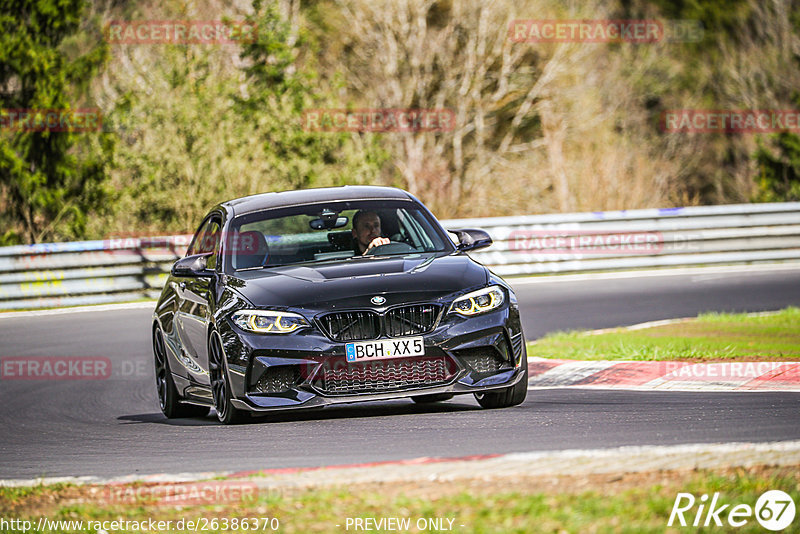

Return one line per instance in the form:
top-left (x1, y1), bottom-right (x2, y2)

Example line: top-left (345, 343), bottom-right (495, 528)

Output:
top-left (0, 202), bottom-right (798, 309)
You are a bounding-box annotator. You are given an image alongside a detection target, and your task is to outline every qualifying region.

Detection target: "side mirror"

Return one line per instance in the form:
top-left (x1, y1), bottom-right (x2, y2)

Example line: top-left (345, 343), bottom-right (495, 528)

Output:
top-left (171, 253), bottom-right (214, 277)
top-left (448, 228), bottom-right (493, 252)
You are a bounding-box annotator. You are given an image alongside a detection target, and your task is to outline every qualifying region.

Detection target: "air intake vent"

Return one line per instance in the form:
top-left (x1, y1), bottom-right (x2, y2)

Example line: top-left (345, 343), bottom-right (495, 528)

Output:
top-left (313, 355), bottom-right (454, 395)
top-left (510, 333), bottom-right (524, 357)
top-left (457, 347), bottom-right (513, 374)
top-left (253, 366), bottom-right (300, 394)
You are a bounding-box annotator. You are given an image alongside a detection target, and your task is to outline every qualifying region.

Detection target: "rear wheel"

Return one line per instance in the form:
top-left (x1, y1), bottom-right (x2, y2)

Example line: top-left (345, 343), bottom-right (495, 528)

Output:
top-left (411, 393), bottom-right (454, 404)
top-left (153, 326), bottom-right (209, 419)
top-left (474, 344), bottom-right (528, 409)
top-left (208, 331), bottom-right (248, 425)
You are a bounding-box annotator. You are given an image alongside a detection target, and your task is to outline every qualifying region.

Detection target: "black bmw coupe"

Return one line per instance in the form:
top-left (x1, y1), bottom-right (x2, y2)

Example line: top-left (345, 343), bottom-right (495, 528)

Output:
top-left (152, 186), bottom-right (527, 423)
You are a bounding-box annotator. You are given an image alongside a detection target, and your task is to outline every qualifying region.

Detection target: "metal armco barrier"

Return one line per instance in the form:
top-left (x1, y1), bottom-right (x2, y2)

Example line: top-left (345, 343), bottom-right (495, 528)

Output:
top-left (0, 235), bottom-right (193, 310)
top-left (451, 202), bottom-right (800, 276)
top-left (0, 203), bottom-right (798, 310)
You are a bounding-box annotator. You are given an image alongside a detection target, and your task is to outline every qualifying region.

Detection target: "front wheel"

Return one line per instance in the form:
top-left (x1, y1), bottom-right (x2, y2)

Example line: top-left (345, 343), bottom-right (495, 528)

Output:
top-left (474, 367), bottom-right (528, 409)
top-left (208, 331), bottom-right (248, 424)
top-left (474, 344), bottom-right (528, 409)
top-left (153, 326), bottom-right (209, 419)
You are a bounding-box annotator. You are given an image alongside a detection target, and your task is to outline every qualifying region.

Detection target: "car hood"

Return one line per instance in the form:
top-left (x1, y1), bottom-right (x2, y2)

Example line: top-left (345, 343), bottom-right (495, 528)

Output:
top-left (228, 253), bottom-right (488, 311)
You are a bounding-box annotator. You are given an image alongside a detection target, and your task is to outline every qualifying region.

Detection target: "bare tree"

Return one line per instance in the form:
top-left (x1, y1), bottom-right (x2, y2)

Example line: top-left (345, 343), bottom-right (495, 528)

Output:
top-left (333, 0), bottom-right (602, 215)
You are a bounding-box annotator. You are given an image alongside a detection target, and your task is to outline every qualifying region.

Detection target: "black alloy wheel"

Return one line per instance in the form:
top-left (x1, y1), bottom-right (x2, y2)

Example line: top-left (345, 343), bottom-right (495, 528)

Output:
top-left (208, 330), bottom-right (247, 424)
top-left (153, 326), bottom-right (209, 418)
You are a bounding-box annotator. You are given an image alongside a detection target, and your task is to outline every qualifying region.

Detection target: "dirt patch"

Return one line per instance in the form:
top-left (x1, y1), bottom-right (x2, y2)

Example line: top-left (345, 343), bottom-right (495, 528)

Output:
top-left (338, 464), bottom-right (800, 501)
top-left (5, 464), bottom-right (798, 517)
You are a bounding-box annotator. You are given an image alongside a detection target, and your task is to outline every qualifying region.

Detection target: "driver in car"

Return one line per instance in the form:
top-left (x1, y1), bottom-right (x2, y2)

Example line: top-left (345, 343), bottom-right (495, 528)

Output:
top-left (352, 210), bottom-right (391, 255)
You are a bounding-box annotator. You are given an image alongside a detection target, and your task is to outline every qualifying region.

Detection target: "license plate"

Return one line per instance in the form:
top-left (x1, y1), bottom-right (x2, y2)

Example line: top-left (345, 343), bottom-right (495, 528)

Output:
top-left (345, 336), bottom-right (425, 362)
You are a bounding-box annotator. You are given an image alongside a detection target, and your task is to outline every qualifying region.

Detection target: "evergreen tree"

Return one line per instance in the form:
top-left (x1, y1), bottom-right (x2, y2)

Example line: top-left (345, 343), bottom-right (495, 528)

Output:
top-left (0, 0), bottom-right (111, 244)
top-left (755, 129), bottom-right (800, 201)
top-left (236, 0), bottom-right (385, 191)
top-left (753, 7), bottom-right (800, 202)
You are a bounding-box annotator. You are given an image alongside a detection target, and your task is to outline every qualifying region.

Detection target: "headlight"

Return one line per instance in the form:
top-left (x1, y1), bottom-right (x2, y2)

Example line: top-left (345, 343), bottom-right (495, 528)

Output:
top-left (449, 286), bottom-right (505, 317)
top-left (231, 310), bottom-right (309, 334)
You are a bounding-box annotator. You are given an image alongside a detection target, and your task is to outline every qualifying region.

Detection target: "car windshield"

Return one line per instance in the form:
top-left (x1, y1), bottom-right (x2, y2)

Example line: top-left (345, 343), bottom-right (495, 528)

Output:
top-left (228, 199), bottom-right (451, 270)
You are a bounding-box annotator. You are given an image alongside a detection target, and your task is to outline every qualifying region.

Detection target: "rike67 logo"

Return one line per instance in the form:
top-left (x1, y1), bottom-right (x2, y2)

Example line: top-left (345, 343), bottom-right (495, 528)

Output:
top-left (669, 490), bottom-right (796, 531)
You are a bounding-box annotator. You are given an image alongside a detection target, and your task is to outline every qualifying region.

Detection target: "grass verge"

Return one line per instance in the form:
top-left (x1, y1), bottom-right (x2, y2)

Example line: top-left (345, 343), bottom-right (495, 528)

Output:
top-left (527, 307), bottom-right (800, 362)
top-left (0, 466), bottom-right (797, 533)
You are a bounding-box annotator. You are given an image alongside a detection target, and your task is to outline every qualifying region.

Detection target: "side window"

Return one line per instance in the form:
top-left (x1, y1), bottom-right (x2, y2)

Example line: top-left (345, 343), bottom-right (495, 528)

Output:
top-left (187, 217), bottom-right (222, 270)
top-left (187, 219), bottom-right (211, 257)
top-left (202, 220), bottom-right (222, 270)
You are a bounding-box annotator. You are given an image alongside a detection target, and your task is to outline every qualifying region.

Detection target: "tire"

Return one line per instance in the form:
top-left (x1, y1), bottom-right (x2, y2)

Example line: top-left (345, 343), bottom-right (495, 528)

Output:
top-left (411, 393), bottom-right (454, 404)
top-left (153, 326), bottom-right (210, 419)
top-left (208, 330), bottom-right (248, 425)
top-left (474, 344), bottom-right (528, 409)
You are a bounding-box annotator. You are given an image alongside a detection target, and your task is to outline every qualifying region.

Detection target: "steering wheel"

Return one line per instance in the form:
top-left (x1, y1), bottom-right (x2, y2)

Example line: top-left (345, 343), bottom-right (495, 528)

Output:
top-left (364, 241), bottom-right (417, 256)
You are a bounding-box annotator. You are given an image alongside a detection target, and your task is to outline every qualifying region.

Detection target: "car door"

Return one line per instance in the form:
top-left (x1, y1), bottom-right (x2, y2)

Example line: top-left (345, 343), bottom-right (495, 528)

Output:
top-left (175, 215), bottom-right (221, 383)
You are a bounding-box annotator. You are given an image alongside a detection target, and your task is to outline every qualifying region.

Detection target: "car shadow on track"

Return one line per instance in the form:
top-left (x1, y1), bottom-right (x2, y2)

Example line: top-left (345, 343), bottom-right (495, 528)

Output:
top-left (117, 399), bottom-right (481, 426)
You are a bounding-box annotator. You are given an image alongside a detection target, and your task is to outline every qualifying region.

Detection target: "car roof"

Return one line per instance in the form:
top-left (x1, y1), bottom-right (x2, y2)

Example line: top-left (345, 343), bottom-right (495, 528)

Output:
top-left (220, 186), bottom-right (414, 217)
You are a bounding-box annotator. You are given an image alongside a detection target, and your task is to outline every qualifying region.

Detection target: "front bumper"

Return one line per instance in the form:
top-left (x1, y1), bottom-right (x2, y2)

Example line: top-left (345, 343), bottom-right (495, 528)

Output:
top-left (220, 306), bottom-right (526, 413)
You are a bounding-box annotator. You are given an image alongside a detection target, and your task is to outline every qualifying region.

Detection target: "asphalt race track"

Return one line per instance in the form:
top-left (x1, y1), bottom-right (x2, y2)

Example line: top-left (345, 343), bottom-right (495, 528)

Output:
top-left (1, 265), bottom-right (799, 480)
